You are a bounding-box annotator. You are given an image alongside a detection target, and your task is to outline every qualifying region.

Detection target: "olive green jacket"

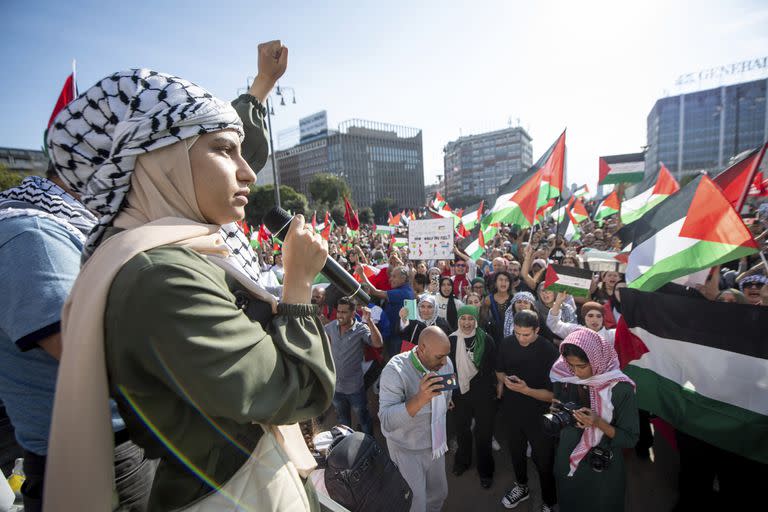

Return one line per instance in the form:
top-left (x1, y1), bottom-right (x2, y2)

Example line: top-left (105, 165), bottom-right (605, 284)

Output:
top-left (104, 244), bottom-right (335, 511)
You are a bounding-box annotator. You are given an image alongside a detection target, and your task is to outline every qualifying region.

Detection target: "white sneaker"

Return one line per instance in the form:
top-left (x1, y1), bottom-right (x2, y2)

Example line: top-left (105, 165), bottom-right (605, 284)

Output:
top-left (492, 436), bottom-right (501, 451)
top-left (541, 504), bottom-right (554, 512)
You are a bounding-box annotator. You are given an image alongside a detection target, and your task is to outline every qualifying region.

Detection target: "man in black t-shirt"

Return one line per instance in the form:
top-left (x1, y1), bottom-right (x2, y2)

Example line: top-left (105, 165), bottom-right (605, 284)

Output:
top-left (495, 310), bottom-right (558, 511)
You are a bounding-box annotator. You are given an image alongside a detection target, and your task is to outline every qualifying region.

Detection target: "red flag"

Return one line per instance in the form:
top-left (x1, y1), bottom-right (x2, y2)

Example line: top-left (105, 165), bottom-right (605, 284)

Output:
top-left (321, 221), bottom-right (332, 240)
top-left (712, 142), bottom-right (767, 212)
top-left (479, 229), bottom-right (486, 248)
top-left (48, 72), bottom-right (77, 128)
top-left (257, 224), bottom-right (271, 244)
top-left (511, 169), bottom-right (544, 225)
top-left (456, 223), bottom-right (469, 238)
top-left (239, 221), bottom-right (250, 237)
top-left (343, 197), bottom-right (360, 230)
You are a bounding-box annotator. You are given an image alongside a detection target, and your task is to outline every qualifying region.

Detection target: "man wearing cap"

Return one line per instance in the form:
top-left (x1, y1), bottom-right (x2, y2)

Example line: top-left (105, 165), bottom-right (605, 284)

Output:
top-left (738, 274), bottom-right (768, 306)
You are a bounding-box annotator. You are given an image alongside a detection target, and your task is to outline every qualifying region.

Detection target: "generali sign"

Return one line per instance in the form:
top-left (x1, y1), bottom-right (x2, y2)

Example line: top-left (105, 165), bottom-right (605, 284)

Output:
top-left (675, 56), bottom-right (767, 86)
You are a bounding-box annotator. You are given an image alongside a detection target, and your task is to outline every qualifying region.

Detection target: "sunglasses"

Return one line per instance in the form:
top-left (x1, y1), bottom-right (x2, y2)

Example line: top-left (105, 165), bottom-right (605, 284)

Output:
top-left (742, 282), bottom-right (763, 289)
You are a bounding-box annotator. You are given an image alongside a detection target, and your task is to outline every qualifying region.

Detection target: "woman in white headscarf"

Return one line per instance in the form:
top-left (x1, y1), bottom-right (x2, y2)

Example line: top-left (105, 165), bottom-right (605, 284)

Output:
top-left (44, 62), bottom-right (335, 511)
top-left (396, 294), bottom-right (452, 348)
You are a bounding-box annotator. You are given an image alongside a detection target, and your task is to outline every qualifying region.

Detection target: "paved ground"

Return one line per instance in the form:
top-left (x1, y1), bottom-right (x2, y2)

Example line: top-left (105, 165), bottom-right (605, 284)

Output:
top-left (319, 391), bottom-right (680, 511)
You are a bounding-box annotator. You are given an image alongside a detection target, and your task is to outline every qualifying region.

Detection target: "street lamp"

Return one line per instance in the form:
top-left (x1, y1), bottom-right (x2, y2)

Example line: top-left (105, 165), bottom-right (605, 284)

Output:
top-left (244, 78), bottom-right (297, 208)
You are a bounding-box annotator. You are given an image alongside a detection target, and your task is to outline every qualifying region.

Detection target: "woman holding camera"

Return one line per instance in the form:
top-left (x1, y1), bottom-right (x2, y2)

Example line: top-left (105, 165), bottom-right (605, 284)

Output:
top-left (549, 329), bottom-right (639, 512)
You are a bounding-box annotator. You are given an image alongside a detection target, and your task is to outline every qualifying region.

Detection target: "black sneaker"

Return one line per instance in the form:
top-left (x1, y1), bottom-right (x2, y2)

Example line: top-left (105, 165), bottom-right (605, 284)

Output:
top-left (501, 483), bottom-right (529, 509)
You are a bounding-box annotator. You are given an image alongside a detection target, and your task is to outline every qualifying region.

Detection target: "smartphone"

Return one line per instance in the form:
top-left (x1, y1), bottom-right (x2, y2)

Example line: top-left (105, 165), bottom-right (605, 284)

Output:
top-left (403, 299), bottom-right (418, 320)
top-left (433, 373), bottom-right (459, 391)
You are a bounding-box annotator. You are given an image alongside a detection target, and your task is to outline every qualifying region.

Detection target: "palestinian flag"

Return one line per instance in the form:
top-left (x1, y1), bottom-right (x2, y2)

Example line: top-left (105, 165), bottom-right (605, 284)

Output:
top-left (623, 174), bottom-right (758, 292)
top-left (388, 212), bottom-right (402, 226)
top-left (461, 200), bottom-right (484, 231)
top-left (573, 184), bottom-right (589, 198)
top-left (353, 263), bottom-right (381, 283)
top-left (375, 224), bottom-right (393, 235)
top-left (430, 205), bottom-right (461, 228)
top-left (621, 163), bottom-right (680, 225)
top-left (616, 289), bottom-right (768, 464)
top-left (713, 142), bottom-right (767, 213)
top-left (464, 229), bottom-right (487, 261)
top-left (549, 198), bottom-right (569, 223)
top-left (557, 214), bottom-right (581, 241)
top-left (598, 155), bottom-right (645, 185)
top-left (567, 196), bottom-right (589, 224)
top-left (483, 168), bottom-right (543, 228)
top-left (534, 130), bottom-right (566, 207)
top-left (392, 237), bottom-right (408, 247)
top-left (431, 191), bottom-right (447, 210)
top-left (543, 264), bottom-right (593, 297)
top-left (593, 190), bottom-right (621, 223)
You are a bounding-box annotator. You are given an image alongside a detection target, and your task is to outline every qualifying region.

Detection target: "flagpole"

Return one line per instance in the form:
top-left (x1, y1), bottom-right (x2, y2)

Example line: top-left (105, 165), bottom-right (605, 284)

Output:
top-left (72, 59), bottom-right (77, 96)
top-left (760, 251), bottom-right (768, 275)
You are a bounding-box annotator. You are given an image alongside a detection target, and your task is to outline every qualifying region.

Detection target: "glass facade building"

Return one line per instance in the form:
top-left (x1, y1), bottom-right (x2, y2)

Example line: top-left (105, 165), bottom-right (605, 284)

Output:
top-left (646, 78), bottom-right (768, 180)
top-left (276, 119), bottom-right (424, 208)
top-left (443, 127), bottom-right (533, 200)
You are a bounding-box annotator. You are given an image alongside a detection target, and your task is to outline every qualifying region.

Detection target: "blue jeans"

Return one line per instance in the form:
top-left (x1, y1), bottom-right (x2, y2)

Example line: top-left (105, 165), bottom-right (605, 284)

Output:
top-left (332, 388), bottom-right (373, 435)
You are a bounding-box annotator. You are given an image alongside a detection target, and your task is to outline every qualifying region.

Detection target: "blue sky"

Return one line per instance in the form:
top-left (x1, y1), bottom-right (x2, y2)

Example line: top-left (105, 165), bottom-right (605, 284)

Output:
top-left (2, 0), bottom-right (767, 192)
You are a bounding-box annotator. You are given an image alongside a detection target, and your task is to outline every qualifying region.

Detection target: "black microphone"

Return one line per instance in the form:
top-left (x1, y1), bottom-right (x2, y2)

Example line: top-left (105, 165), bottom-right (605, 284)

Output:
top-left (263, 206), bottom-right (372, 305)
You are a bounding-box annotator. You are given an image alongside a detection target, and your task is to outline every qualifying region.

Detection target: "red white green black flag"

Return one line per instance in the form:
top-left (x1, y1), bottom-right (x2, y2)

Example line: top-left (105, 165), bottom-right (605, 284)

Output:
top-left (623, 174), bottom-right (758, 291)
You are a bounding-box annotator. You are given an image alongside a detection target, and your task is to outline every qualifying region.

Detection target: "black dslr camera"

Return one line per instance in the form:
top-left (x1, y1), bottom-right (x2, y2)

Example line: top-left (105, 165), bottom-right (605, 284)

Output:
top-left (542, 401), bottom-right (580, 436)
top-left (588, 445), bottom-right (613, 472)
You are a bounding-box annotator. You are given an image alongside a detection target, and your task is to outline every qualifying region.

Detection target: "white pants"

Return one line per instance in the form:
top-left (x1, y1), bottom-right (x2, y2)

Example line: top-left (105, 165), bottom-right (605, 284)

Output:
top-left (387, 444), bottom-right (447, 512)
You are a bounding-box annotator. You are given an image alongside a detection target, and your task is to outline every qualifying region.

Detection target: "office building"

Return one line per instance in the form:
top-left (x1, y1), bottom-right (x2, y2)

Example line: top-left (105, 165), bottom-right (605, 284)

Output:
top-left (276, 116), bottom-right (424, 208)
top-left (443, 126), bottom-right (533, 200)
top-left (0, 147), bottom-right (48, 176)
top-left (646, 77), bottom-right (768, 180)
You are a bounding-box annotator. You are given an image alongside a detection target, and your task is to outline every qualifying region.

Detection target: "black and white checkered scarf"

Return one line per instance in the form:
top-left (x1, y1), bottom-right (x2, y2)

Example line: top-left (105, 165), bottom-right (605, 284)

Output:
top-left (46, 69), bottom-right (266, 284)
top-left (0, 175), bottom-right (97, 243)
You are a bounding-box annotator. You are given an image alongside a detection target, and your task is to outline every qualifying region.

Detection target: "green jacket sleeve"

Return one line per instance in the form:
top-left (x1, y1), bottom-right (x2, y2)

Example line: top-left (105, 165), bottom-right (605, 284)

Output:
top-left (231, 94), bottom-right (270, 173)
top-left (608, 381), bottom-right (640, 449)
top-left (108, 247), bottom-right (335, 425)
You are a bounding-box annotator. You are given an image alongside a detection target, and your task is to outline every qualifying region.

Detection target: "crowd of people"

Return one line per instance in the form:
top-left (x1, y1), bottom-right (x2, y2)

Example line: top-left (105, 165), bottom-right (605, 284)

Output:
top-left (0, 38), bottom-right (766, 512)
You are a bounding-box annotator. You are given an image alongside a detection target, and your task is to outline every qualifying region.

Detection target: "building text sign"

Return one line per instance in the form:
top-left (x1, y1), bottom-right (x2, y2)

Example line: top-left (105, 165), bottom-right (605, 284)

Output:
top-left (407, 218), bottom-right (454, 260)
top-left (675, 57), bottom-right (767, 86)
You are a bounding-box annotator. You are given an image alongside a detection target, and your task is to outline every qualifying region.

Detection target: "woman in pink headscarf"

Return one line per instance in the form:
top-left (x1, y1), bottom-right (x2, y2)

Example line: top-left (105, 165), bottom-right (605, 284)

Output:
top-left (549, 328), bottom-right (639, 512)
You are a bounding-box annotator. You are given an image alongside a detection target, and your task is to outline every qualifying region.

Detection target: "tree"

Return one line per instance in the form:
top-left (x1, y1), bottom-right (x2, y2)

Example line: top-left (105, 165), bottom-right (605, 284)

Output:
top-left (358, 207), bottom-right (374, 226)
top-left (244, 184), bottom-right (308, 227)
top-left (308, 173), bottom-right (351, 207)
top-left (330, 204), bottom-right (346, 226)
top-left (372, 198), bottom-right (398, 224)
top-left (0, 165), bottom-right (24, 190)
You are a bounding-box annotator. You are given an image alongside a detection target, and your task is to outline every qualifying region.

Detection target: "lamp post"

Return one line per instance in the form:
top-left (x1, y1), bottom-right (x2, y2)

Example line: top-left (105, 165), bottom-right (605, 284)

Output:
top-left (244, 79), bottom-right (297, 208)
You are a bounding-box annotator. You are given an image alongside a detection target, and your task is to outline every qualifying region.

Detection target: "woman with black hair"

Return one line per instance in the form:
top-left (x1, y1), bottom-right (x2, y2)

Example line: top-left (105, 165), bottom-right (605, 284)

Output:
top-left (436, 276), bottom-right (463, 332)
top-left (483, 271), bottom-right (513, 344)
top-left (549, 329), bottom-right (639, 511)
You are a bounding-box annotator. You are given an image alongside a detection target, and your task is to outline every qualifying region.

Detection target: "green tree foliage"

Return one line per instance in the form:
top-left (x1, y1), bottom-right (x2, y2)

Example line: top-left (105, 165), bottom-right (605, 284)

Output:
top-left (308, 173), bottom-right (351, 207)
top-left (372, 197), bottom-right (398, 224)
top-left (0, 165), bottom-right (24, 190)
top-left (330, 204), bottom-right (346, 226)
top-left (244, 184), bottom-right (308, 227)
top-left (358, 207), bottom-right (374, 225)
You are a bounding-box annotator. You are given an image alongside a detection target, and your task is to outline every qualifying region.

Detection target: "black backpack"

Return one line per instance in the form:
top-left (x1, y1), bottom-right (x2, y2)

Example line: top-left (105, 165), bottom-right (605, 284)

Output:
top-left (324, 432), bottom-right (412, 512)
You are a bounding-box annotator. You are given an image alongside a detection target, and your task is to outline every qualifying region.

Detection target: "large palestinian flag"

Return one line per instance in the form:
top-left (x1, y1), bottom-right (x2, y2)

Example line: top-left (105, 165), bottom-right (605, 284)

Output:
top-left (593, 190), bottom-right (620, 223)
top-left (616, 289), bottom-right (768, 464)
top-left (543, 264), bottom-right (593, 297)
top-left (621, 163), bottom-right (679, 225)
top-left (598, 154), bottom-right (645, 185)
top-left (567, 196), bottom-right (589, 224)
top-left (623, 174), bottom-right (758, 292)
top-left (482, 167), bottom-right (542, 229)
top-left (461, 200), bottom-right (484, 231)
top-left (712, 142), bottom-right (767, 213)
top-left (534, 130), bottom-right (566, 207)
